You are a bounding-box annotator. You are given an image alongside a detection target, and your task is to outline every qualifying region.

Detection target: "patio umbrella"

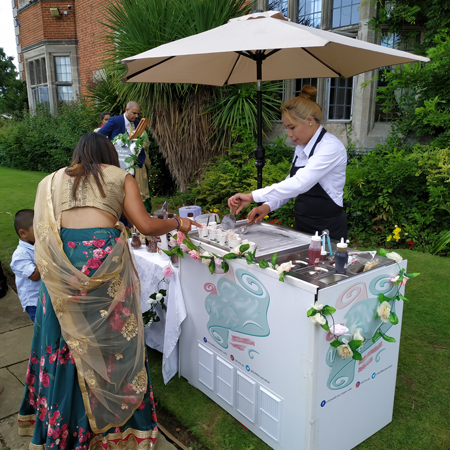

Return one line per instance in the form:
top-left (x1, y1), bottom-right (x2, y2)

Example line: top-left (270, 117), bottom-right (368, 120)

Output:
top-left (121, 11), bottom-right (429, 188)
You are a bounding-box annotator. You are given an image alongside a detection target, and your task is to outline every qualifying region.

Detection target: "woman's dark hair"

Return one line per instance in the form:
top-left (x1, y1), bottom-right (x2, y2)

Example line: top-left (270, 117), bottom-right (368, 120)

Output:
top-left (100, 111), bottom-right (110, 121)
top-left (66, 132), bottom-right (120, 199)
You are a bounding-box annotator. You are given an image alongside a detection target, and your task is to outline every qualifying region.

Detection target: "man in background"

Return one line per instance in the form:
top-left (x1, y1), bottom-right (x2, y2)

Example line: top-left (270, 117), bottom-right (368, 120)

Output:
top-left (97, 101), bottom-right (146, 167)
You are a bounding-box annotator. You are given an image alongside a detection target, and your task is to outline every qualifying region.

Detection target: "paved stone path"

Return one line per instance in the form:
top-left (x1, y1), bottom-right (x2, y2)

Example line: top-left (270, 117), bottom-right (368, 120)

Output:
top-left (0, 286), bottom-right (176, 450)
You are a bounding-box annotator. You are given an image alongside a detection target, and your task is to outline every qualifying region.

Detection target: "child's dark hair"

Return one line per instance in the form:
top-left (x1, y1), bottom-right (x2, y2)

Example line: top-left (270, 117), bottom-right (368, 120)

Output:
top-left (100, 111), bottom-right (110, 121)
top-left (14, 209), bottom-right (34, 236)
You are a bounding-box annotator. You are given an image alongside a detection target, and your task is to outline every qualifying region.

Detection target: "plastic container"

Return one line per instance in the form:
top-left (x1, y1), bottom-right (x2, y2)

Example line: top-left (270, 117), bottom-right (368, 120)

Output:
top-left (154, 201), bottom-right (169, 219)
top-left (131, 233), bottom-right (142, 249)
top-left (335, 238), bottom-right (349, 274)
top-left (308, 231), bottom-right (321, 265)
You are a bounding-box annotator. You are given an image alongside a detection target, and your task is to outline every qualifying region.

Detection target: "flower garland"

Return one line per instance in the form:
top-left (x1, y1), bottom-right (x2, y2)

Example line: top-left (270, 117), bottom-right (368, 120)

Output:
top-left (112, 133), bottom-right (148, 171)
top-left (163, 232), bottom-right (293, 282)
top-left (306, 260), bottom-right (420, 361)
top-left (142, 265), bottom-right (173, 327)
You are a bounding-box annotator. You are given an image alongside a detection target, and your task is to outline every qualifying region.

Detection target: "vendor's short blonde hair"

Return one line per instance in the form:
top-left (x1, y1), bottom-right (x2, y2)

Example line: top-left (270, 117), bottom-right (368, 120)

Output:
top-left (281, 85), bottom-right (322, 125)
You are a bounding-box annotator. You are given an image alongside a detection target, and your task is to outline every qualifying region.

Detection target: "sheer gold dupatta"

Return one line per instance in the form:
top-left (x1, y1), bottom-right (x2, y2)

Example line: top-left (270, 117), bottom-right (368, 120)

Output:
top-left (34, 169), bottom-right (147, 434)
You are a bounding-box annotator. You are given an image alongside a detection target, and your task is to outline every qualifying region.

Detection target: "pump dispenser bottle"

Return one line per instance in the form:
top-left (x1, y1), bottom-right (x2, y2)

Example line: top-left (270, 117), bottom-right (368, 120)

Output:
top-left (308, 231), bottom-right (322, 265)
top-left (335, 238), bottom-right (349, 274)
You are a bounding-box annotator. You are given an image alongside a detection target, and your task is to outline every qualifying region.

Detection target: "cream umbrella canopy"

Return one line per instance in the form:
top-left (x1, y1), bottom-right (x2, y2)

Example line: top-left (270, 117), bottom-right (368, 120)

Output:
top-left (121, 11), bottom-right (429, 188)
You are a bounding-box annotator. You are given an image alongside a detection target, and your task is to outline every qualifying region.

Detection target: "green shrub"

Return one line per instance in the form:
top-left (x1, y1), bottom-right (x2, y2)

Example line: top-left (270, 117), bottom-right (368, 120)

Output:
top-left (188, 126), bottom-right (295, 225)
top-left (345, 143), bottom-right (450, 253)
top-left (0, 101), bottom-right (97, 172)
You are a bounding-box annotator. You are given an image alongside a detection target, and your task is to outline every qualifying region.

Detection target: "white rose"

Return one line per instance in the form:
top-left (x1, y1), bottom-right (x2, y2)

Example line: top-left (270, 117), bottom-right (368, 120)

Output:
top-left (231, 246), bottom-right (241, 255)
top-left (352, 328), bottom-right (365, 343)
top-left (377, 301), bottom-right (391, 323)
top-left (313, 303), bottom-right (324, 311)
top-left (155, 293), bottom-right (163, 301)
top-left (385, 252), bottom-right (403, 263)
top-left (309, 313), bottom-right (326, 326)
top-left (336, 343), bottom-right (353, 359)
top-left (201, 251), bottom-right (212, 265)
top-left (330, 324), bottom-right (349, 336)
top-left (276, 261), bottom-right (293, 276)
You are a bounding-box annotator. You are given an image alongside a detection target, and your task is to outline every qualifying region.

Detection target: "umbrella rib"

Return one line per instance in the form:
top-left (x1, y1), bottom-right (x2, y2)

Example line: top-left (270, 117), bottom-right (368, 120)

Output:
top-left (301, 48), bottom-right (343, 77)
top-left (224, 53), bottom-right (242, 85)
top-left (125, 56), bottom-right (176, 81)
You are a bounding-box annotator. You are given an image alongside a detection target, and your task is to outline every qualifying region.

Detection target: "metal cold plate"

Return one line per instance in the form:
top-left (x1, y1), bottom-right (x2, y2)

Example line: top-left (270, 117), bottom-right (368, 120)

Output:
top-left (189, 221), bottom-right (312, 258)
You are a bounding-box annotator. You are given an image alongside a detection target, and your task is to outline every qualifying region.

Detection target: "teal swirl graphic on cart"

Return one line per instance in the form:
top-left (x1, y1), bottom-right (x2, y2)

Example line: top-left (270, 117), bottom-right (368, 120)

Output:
top-left (205, 269), bottom-right (270, 348)
top-left (327, 274), bottom-right (397, 390)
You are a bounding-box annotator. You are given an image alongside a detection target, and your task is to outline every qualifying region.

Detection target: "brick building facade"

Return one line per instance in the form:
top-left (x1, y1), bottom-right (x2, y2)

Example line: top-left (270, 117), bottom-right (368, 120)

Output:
top-left (12, 0), bottom-right (110, 113)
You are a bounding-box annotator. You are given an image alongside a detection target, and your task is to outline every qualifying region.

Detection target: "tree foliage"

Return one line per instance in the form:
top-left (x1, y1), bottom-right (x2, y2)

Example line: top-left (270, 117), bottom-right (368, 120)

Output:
top-left (368, 1), bottom-right (450, 145)
top-left (90, 0), bottom-right (283, 191)
top-left (0, 48), bottom-right (28, 116)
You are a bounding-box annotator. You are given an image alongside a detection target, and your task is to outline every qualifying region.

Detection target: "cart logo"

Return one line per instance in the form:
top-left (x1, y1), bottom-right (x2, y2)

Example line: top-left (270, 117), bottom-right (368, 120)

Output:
top-left (204, 269), bottom-right (270, 349)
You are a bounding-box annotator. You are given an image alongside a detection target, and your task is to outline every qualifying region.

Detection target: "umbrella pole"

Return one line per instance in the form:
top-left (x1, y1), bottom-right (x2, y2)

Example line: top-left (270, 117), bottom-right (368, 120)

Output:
top-left (255, 59), bottom-right (265, 190)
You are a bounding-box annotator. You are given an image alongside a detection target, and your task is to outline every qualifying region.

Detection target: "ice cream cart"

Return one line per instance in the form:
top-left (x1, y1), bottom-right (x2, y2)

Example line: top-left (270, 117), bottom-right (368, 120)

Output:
top-left (178, 222), bottom-right (407, 450)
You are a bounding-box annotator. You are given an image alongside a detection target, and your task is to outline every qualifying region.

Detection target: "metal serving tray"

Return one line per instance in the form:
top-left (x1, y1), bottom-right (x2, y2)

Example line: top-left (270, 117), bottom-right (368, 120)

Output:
top-left (189, 221), bottom-right (312, 258)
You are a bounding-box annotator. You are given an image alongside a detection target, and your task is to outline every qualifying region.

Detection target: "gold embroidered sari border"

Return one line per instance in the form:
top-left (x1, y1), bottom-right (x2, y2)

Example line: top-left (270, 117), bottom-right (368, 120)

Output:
top-left (89, 427), bottom-right (158, 449)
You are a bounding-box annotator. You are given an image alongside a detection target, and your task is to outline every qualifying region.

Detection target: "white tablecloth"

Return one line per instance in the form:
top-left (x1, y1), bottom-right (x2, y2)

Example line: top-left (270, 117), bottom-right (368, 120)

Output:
top-left (130, 243), bottom-right (187, 384)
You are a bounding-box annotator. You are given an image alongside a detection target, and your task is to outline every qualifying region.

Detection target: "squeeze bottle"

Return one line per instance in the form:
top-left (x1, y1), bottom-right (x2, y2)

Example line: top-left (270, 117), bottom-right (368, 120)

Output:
top-left (308, 231), bottom-right (322, 265)
top-left (335, 238), bottom-right (349, 274)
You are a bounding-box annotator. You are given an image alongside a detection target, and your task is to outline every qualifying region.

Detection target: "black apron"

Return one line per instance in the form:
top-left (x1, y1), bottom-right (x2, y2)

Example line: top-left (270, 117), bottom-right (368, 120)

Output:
top-left (290, 128), bottom-right (347, 240)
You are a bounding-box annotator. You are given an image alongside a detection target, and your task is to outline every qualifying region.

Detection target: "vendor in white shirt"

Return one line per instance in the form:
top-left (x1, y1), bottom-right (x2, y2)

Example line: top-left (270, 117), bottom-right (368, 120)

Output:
top-left (228, 85), bottom-right (347, 240)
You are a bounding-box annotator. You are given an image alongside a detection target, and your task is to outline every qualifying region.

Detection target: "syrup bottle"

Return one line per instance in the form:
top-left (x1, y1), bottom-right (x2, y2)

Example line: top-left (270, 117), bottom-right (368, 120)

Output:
top-left (308, 231), bottom-right (321, 266)
top-left (335, 238), bottom-right (349, 274)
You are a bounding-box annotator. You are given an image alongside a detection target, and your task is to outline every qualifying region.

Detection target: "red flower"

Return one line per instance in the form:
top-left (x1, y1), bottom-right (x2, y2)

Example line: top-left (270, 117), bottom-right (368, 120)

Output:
top-left (139, 401), bottom-right (145, 410)
top-left (67, 241), bottom-right (76, 249)
top-left (109, 312), bottom-right (125, 332)
top-left (46, 346), bottom-right (52, 354)
top-left (49, 353), bottom-right (57, 363)
top-left (93, 239), bottom-right (106, 248)
top-left (26, 373), bottom-right (35, 385)
top-left (40, 372), bottom-right (50, 388)
top-left (31, 356), bottom-right (38, 364)
top-left (87, 257), bottom-right (102, 269)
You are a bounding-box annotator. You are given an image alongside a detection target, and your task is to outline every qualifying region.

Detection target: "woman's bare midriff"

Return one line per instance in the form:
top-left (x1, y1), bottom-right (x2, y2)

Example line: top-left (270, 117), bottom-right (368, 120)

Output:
top-left (61, 166), bottom-right (118, 229)
top-left (61, 207), bottom-right (117, 229)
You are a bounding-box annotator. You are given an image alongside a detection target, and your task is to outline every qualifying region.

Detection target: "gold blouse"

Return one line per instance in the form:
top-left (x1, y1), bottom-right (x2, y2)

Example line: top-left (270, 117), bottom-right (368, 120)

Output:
top-left (61, 165), bottom-right (128, 219)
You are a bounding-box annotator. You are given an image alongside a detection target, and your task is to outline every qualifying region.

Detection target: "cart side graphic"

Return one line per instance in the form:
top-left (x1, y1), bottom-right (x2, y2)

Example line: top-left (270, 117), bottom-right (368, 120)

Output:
top-left (204, 269), bottom-right (270, 349)
top-left (326, 274), bottom-right (398, 390)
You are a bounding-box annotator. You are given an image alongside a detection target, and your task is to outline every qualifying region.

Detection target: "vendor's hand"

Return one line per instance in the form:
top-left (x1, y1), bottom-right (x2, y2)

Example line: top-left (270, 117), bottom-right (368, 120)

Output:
top-left (178, 218), bottom-right (201, 234)
top-left (228, 193), bottom-right (253, 215)
top-left (247, 204), bottom-right (271, 224)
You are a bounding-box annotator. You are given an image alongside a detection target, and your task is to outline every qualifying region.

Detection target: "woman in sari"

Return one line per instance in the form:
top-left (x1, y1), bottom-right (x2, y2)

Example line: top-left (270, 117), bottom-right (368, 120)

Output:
top-left (18, 132), bottom-right (199, 449)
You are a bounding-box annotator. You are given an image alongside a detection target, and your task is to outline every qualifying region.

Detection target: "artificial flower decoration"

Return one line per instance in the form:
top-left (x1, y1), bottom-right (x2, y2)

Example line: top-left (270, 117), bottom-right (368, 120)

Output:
top-left (336, 343), bottom-right (353, 359)
top-left (376, 301), bottom-right (391, 323)
top-left (385, 251), bottom-right (403, 263)
top-left (329, 324), bottom-right (349, 336)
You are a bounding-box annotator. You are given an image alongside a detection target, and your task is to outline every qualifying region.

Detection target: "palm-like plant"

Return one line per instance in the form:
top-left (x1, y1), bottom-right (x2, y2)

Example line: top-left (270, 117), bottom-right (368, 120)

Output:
top-left (99, 0), bottom-right (253, 191)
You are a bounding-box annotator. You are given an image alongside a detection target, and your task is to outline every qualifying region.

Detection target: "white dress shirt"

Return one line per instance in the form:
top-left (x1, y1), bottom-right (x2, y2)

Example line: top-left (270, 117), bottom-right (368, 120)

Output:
top-left (10, 240), bottom-right (41, 311)
top-left (252, 126), bottom-right (347, 212)
top-left (124, 114), bottom-right (135, 134)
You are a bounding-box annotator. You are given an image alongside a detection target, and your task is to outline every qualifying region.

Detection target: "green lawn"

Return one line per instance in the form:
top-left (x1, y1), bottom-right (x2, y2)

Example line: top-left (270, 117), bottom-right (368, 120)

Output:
top-left (1, 167), bottom-right (449, 449)
top-left (0, 167), bottom-right (49, 268)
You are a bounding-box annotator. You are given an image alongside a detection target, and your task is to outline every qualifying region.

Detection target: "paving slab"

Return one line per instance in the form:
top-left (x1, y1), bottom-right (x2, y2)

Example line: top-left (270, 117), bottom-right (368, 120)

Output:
top-left (0, 415), bottom-right (31, 450)
top-left (155, 432), bottom-right (177, 450)
top-left (0, 326), bottom-right (34, 369)
top-left (0, 368), bottom-right (24, 419)
top-left (0, 286), bottom-right (32, 334)
top-left (8, 361), bottom-right (29, 386)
